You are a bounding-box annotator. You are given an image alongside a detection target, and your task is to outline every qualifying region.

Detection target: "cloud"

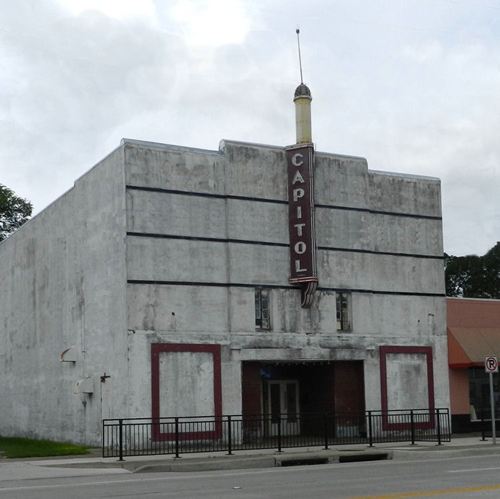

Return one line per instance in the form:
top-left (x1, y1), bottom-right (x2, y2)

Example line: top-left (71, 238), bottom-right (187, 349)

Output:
top-left (0, 2), bottom-right (183, 206)
top-left (369, 41), bottom-right (500, 255)
top-left (0, 0), bottom-right (498, 256)
top-left (169, 0), bottom-right (252, 47)
top-left (55, 0), bottom-right (157, 21)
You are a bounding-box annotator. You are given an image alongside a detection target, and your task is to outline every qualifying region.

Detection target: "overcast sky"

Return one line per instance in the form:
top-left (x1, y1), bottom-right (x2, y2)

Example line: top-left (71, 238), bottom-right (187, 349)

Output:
top-left (1, 0), bottom-right (499, 256)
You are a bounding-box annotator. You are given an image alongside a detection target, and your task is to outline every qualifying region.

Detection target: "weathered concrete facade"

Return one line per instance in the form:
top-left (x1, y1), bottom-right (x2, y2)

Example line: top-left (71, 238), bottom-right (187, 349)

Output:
top-left (0, 138), bottom-right (449, 445)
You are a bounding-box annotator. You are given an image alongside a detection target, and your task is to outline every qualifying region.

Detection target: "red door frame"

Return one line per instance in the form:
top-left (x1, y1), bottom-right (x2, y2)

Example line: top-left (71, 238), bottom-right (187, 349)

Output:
top-left (379, 345), bottom-right (435, 430)
top-left (151, 343), bottom-right (222, 440)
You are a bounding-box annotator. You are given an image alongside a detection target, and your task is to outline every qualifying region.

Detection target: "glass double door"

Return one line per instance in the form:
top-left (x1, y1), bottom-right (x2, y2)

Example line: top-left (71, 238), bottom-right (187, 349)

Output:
top-left (267, 380), bottom-right (300, 436)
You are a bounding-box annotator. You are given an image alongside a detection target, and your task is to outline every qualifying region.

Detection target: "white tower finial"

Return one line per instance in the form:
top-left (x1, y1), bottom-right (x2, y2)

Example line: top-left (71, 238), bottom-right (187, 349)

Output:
top-left (294, 28), bottom-right (312, 144)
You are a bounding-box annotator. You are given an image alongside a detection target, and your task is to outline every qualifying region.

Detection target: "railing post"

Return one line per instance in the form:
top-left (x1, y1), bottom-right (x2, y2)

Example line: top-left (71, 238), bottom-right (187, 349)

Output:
top-left (118, 419), bottom-right (124, 461)
top-left (277, 415), bottom-right (282, 453)
top-left (481, 414), bottom-right (486, 441)
top-left (435, 408), bottom-right (442, 445)
top-left (174, 417), bottom-right (180, 458)
top-left (410, 410), bottom-right (415, 445)
top-left (323, 414), bottom-right (329, 450)
top-left (368, 411), bottom-right (373, 447)
top-left (227, 415), bottom-right (233, 455)
top-left (102, 420), bottom-right (105, 458)
top-left (332, 413), bottom-right (337, 444)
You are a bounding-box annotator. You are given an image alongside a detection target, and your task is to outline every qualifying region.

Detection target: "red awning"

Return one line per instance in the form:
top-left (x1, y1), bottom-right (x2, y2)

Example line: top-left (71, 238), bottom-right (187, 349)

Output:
top-left (448, 327), bottom-right (500, 368)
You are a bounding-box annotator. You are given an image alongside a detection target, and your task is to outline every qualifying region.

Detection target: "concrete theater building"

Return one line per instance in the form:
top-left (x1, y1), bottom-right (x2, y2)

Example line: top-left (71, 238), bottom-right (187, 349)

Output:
top-left (0, 82), bottom-right (450, 445)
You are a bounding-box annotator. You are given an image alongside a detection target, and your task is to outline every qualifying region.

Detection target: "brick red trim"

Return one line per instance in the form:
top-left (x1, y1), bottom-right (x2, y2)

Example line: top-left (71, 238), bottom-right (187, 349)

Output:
top-left (151, 343), bottom-right (222, 441)
top-left (379, 346), bottom-right (435, 430)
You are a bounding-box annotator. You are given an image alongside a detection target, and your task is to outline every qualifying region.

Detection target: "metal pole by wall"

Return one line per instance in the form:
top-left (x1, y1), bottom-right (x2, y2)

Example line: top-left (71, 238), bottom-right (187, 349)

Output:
top-left (323, 414), bottom-right (329, 450)
top-left (490, 372), bottom-right (497, 445)
top-left (102, 420), bottom-right (105, 458)
top-left (436, 409), bottom-right (442, 445)
top-left (368, 411), bottom-right (373, 447)
top-left (118, 419), bottom-right (124, 461)
top-left (410, 410), bottom-right (415, 445)
top-left (174, 417), bottom-right (180, 458)
top-left (227, 415), bottom-right (233, 455)
top-left (277, 416), bottom-right (282, 453)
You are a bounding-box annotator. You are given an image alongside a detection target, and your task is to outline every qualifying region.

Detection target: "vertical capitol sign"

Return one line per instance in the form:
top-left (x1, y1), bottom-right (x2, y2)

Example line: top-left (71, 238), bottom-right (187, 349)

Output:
top-left (286, 143), bottom-right (318, 307)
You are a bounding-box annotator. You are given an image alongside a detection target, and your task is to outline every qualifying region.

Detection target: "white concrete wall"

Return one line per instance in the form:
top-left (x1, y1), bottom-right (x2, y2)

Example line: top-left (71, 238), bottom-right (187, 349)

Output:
top-left (123, 139), bottom-right (450, 416)
top-left (0, 147), bottom-right (128, 445)
top-left (386, 353), bottom-right (430, 410)
top-left (159, 352), bottom-right (214, 417)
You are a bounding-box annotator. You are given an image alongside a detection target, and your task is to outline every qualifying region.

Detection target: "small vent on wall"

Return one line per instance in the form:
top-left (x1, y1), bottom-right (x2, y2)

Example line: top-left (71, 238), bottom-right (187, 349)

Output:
top-left (74, 377), bottom-right (95, 394)
top-left (60, 346), bottom-right (78, 363)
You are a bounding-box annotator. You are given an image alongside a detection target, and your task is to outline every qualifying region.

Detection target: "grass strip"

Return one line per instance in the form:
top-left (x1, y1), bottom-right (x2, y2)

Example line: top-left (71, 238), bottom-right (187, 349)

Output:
top-left (0, 435), bottom-right (89, 458)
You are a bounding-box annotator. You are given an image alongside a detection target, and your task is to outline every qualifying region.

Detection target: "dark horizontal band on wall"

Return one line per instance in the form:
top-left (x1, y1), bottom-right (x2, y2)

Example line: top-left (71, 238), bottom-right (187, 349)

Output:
top-left (126, 232), bottom-right (445, 260)
top-left (127, 279), bottom-right (445, 298)
top-left (126, 185), bottom-right (442, 221)
top-left (127, 232), bottom-right (288, 248)
top-left (126, 185), bottom-right (287, 205)
top-left (315, 203), bottom-right (441, 221)
top-left (317, 246), bottom-right (444, 260)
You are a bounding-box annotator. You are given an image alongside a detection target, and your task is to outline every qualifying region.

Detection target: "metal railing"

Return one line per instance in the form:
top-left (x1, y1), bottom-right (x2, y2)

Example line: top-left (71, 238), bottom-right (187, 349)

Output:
top-left (479, 412), bottom-right (499, 440)
top-left (102, 408), bottom-right (450, 460)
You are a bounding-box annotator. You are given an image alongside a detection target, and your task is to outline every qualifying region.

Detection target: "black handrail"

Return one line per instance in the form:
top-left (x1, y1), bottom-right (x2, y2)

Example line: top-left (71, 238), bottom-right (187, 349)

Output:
top-left (102, 409), bottom-right (451, 459)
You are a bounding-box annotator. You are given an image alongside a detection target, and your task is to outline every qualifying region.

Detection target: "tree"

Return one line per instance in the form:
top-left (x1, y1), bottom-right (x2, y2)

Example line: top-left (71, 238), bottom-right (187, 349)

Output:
top-left (0, 184), bottom-right (33, 242)
top-left (445, 242), bottom-right (500, 298)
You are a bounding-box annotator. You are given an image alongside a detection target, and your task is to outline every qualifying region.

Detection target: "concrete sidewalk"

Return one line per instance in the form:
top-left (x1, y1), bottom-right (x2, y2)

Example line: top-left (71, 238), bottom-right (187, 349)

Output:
top-left (1, 434), bottom-right (498, 479)
top-left (388, 435), bottom-right (500, 458)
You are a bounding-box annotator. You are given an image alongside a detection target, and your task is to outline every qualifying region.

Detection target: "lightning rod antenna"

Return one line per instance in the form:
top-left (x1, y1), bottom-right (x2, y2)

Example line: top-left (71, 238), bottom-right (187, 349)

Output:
top-left (296, 28), bottom-right (304, 84)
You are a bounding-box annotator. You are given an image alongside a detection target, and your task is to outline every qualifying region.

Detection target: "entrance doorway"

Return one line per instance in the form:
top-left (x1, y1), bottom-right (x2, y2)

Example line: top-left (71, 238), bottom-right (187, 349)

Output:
top-left (267, 380), bottom-right (300, 436)
top-left (241, 361), bottom-right (365, 438)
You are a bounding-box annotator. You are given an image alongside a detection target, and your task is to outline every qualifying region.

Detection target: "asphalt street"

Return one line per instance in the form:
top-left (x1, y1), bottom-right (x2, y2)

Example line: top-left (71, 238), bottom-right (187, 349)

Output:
top-left (2, 453), bottom-right (500, 498)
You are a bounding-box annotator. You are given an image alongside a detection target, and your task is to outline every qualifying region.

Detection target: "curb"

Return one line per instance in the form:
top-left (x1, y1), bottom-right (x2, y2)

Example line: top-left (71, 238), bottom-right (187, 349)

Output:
top-left (128, 449), bottom-right (393, 473)
top-left (392, 445), bottom-right (500, 461)
top-left (38, 448), bottom-right (393, 473)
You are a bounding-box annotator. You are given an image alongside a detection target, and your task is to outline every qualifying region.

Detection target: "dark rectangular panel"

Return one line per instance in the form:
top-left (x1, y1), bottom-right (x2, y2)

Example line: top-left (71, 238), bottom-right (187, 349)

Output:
top-left (286, 145), bottom-right (317, 285)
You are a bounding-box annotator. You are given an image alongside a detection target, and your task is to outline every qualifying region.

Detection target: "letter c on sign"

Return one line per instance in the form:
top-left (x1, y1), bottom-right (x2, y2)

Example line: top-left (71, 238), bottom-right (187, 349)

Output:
top-left (294, 241), bottom-right (307, 254)
top-left (291, 153), bottom-right (304, 167)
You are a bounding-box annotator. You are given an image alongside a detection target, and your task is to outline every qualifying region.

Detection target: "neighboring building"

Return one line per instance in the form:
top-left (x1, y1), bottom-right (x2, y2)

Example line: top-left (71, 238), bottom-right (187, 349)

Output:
top-left (448, 297), bottom-right (500, 431)
top-left (0, 84), bottom-right (450, 445)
